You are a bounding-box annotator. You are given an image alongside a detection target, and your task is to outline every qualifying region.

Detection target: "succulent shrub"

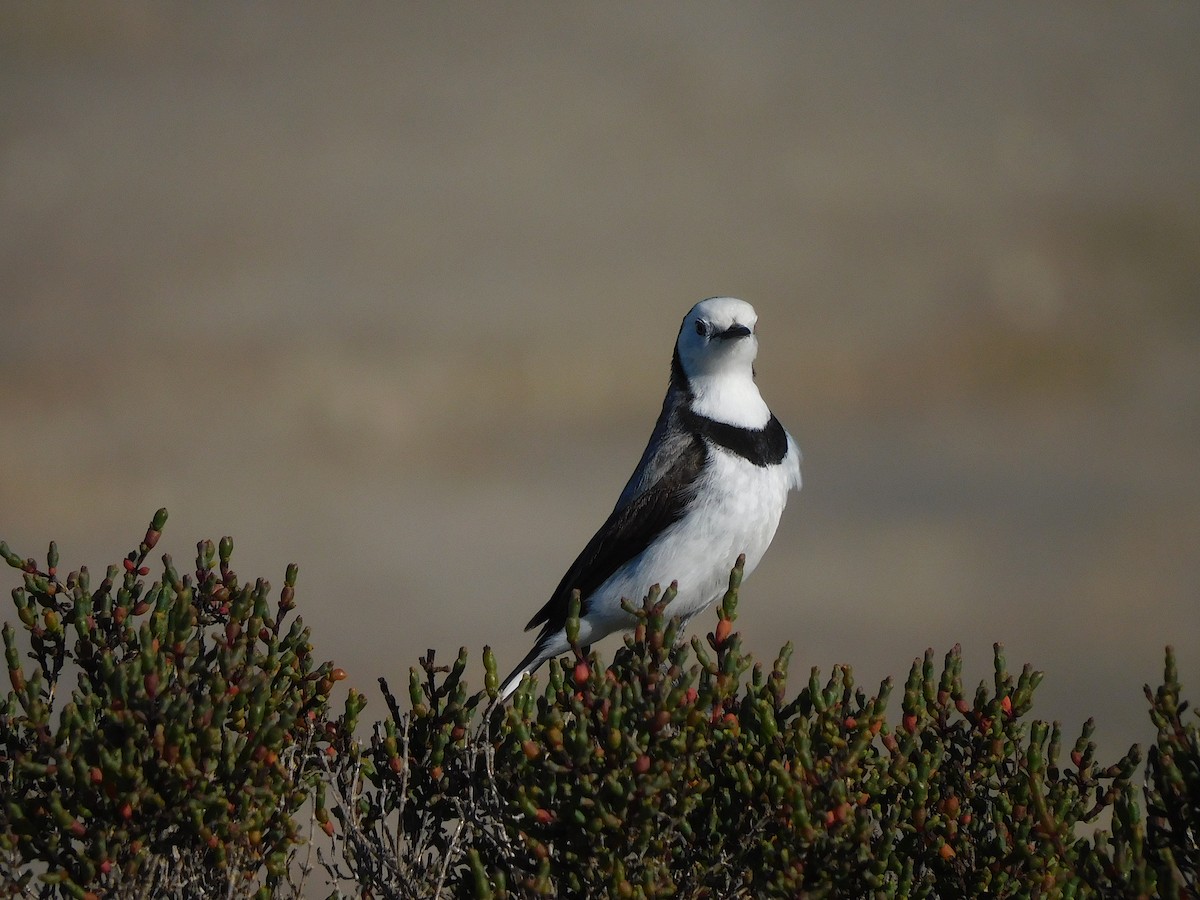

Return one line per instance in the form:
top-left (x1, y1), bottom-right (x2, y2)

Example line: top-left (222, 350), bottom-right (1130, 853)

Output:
top-left (0, 510), bottom-right (349, 899)
top-left (1143, 651), bottom-right (1200, 894)
top-left (3, 514), bottom-right (1196, 899)
top-left (322, 561), bottom-right (1198, 899)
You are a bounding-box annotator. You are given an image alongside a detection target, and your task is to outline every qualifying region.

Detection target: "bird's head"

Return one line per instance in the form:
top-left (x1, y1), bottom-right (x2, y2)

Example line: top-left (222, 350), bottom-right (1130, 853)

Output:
top-left (675, 297), bottom-right (760, 381)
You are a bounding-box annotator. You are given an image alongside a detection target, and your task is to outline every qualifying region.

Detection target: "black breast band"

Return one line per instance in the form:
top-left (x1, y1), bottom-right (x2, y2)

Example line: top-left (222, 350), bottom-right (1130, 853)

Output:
top-left (679, 408), bottom-right (788, 467)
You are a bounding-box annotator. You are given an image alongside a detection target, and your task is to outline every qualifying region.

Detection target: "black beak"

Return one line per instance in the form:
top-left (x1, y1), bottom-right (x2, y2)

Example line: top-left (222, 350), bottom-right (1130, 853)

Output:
top-left (715, 323), bottom-right (752, 341)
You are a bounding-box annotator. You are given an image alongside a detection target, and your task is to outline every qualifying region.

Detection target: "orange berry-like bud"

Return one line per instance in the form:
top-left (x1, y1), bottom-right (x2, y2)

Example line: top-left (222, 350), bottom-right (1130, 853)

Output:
top-left (535, 808), bottom-right (553, 825)
top-left (1000, 695), bottom-right (1013, 717)
top-left (331, 667), bottom-right (348, 681)
top-left (633, 754), bottom-right (651, 774)
top-left (321, 820), bottom-right (334, 837)
top-left (573, 661), bottom-right (590, 686)
top-left (903, 713), bottom-right (918, 734)
top-left (714, 618), bottom-right (733, 646)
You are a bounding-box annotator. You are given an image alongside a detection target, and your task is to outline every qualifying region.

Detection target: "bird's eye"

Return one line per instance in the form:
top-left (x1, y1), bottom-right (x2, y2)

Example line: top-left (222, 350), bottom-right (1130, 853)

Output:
top-left (694, 320), bottom-right (707, 337)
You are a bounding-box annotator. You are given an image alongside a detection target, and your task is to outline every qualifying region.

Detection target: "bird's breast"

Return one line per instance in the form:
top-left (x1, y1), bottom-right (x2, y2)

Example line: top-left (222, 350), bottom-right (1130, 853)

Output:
top-left (684, 445), bottom-right (793, 569)
top-left (585, 444), bottom-right (794, 634)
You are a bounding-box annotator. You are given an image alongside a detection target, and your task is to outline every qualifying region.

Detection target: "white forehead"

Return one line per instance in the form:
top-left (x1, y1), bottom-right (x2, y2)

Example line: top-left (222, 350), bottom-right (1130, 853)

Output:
top-left (685, 296), bottom-right (758, 328)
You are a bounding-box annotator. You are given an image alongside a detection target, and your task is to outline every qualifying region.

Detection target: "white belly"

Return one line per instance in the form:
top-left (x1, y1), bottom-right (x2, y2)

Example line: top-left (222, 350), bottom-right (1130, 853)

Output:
top-left (579, 445), bottom-right (797, 641)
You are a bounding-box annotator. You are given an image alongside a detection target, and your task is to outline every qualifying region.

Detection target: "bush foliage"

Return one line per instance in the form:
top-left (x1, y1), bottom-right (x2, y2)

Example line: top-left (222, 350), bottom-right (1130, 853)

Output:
top-left (1, 513), bottom-right (1196, 898)
top-left (0, 511), bottom-right (346, 898)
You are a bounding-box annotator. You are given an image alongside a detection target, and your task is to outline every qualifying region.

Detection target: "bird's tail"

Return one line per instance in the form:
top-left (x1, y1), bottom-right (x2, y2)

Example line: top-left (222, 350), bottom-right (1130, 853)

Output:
top-left (497, 643), bottom-right (547, 702)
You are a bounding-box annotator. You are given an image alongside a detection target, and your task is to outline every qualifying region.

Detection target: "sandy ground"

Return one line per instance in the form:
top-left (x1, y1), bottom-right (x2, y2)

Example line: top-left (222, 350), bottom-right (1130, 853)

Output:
top-left (2, 3), bottom-right (1199, 796)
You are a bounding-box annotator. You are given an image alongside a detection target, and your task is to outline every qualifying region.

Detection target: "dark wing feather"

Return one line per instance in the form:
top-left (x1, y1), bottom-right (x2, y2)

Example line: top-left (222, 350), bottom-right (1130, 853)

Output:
top-left (524, 434), bottom-right (707, 635)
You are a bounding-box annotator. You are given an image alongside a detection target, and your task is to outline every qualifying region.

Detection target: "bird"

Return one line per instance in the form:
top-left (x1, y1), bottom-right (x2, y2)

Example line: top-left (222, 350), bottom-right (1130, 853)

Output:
top-left (498, 296), bottom-right (801, 701)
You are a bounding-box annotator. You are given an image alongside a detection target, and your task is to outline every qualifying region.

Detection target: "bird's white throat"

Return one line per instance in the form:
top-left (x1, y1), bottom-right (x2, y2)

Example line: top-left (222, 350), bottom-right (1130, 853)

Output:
top-left (686, 369), bottom-right (772, 429)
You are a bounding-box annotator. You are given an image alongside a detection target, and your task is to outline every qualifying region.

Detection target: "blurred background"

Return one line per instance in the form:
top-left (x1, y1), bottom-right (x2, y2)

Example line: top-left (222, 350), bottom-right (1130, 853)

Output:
top-left (2, 4), bottom-right (1197, 766)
